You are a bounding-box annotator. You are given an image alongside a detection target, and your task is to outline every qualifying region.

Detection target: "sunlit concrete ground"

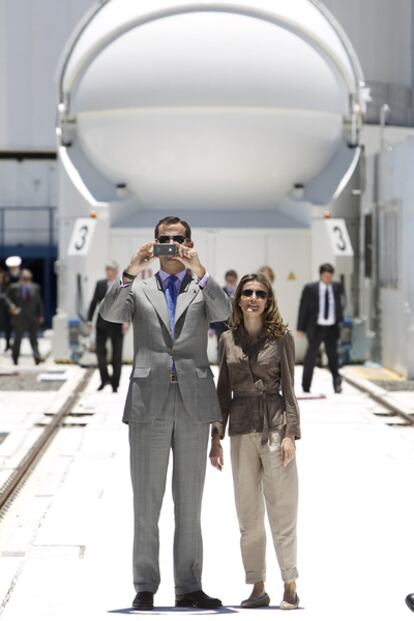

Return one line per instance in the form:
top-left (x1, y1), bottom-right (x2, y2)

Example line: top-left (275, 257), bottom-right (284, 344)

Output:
top-left (0, 358), bottom-right (414, 620)
top-left (0, 334), bottom-right (52, 368)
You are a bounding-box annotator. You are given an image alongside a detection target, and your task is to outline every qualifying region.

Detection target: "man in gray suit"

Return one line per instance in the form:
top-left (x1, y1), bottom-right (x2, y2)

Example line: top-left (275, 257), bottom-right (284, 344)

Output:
top-left (99, 216), bottom-right (231, 611)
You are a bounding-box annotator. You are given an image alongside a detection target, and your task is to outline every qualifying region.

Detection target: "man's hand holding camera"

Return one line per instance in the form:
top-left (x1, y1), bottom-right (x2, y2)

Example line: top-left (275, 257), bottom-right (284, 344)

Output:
top-left (124, 242), bottom-right (156, 277)
top-left (173, 244), bottom-right (206, 279)
top-left (124, 239), bottom-right (206, 280)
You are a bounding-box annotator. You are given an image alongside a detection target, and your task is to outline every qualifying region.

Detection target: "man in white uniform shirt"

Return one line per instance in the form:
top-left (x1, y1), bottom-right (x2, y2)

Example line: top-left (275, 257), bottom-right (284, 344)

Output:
top-left (297, 263), bottom-right (344, 393)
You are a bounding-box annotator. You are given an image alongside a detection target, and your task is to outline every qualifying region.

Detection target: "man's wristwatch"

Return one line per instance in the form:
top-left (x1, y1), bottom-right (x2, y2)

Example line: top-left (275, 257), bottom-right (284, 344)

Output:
top-left (122, 270), bottom-right (137, 280)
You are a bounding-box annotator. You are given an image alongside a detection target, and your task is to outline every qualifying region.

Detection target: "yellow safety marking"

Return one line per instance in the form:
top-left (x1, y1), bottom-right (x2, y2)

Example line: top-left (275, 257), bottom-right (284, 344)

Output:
top-left (350, 367), bottom-right (404, 382)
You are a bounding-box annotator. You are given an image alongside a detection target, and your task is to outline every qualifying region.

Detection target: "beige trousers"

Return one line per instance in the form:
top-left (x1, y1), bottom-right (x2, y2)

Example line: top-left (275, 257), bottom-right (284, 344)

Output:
top-left (230, 432), bottom-right (298, 584)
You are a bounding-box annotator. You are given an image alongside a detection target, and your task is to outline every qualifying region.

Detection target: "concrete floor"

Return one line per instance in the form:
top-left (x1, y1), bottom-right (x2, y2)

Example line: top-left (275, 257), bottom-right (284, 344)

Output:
top-left (0, 359), bottom-right (414, 620)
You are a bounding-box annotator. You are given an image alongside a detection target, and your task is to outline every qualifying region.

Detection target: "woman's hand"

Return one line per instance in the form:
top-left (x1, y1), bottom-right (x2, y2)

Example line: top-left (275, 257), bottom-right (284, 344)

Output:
top-left (281, 436), bottom-right (296, 467)
top-left (209, 439), bottom-right (224, 471)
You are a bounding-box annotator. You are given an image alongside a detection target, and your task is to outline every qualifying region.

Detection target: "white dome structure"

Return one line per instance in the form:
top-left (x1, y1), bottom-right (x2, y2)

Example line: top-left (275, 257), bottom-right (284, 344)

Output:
top-left (57, 0), bottom-right (367, 209)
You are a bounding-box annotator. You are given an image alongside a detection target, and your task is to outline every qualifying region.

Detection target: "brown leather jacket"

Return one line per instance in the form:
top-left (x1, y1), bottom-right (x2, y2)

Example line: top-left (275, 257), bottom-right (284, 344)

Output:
top-left (213, 328), bottom-right (301, 443)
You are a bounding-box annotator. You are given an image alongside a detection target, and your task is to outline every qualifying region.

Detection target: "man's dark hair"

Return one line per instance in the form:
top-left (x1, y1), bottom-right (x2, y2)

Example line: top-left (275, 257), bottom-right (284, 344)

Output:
top-left (319, 262), bottom-right (335, 275)
top-left (154, 216), bottom-right (191, 240)
top-left (225, 270), bottom-right (238, 280)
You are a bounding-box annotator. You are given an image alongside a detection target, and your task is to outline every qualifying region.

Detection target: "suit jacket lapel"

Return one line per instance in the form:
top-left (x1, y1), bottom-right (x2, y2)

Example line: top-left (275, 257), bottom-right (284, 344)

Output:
top-left (142, 276), bottom-right (171, 334)
top-left (175, 273), bottom-right (199, 326)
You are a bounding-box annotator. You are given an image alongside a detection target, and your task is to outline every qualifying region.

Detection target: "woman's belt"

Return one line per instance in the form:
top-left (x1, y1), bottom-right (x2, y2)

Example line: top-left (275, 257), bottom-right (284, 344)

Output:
top-left (234, 381), bottom-right (286, 446)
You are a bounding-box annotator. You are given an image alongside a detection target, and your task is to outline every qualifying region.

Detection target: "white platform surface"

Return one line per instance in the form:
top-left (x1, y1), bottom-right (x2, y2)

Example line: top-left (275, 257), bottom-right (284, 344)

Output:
top-left (0, 365), bottom-right (414, 620)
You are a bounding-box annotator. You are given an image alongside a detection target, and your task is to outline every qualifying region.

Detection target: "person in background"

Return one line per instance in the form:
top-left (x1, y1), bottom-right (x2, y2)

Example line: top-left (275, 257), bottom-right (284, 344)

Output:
top-left (87, 261), bottom-right (128, 393)
top-left (3, 256), bottom-right (22, 352)
top-left (210, 269), bottom-right (238, 345)
top-left (297, 262), bottom-right (344, 393)
top-left (222, 269), bottom-right (238, 297)
top-left (5, 269), bottom-right (44, 365)
top-left (210, 272), bottom-right (300, 610)
top-left (5, 255), bottom-right (22, 284)
top-left (0, 267), bottom-right (11, 351)
top-left (258, 265), bottom-right (275, 285)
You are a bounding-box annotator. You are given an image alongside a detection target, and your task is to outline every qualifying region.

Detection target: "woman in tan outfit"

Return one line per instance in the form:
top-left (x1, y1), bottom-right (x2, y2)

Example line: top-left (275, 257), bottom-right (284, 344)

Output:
top-left (209, 272), bottom-right (300, 610)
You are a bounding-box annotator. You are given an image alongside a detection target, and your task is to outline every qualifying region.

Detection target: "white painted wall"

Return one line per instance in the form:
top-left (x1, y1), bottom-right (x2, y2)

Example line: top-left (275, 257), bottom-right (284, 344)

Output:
top-left (0, 160), bottom-right (57, 207)
top-left (109, 227), bottom-right (311, 360)
top-left (0, 2), bottom-right (8, 148)
top-left (380, 138), bottom-right (414, 377)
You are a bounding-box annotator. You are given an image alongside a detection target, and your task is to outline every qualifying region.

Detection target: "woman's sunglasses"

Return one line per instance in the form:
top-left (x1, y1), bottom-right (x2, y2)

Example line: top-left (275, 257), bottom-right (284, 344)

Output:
top-left (157, 235), bottom-right (187, 244)
top-left (241, 289), bottom-right (268, 300)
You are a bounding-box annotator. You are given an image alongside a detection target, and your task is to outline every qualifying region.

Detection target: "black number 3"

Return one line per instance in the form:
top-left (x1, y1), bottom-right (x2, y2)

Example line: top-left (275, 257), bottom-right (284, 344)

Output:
top-left (333, 226), bottom-right (347, 251)
top-left (74, 225), bottom-right (89, 251)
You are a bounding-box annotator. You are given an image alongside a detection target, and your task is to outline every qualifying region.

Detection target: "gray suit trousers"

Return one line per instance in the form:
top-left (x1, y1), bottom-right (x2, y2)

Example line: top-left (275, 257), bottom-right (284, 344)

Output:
top-left (128, 383), bottom-right (209, 595)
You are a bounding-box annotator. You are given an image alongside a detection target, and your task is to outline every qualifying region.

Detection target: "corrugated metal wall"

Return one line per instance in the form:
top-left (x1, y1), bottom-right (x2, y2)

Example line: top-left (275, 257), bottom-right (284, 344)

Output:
top-left (323, 0), bottom-right (412, 86)
top-left (323, 0), bottom-right (414, 125)
top-left (0, 0), bottom-right (95, 150)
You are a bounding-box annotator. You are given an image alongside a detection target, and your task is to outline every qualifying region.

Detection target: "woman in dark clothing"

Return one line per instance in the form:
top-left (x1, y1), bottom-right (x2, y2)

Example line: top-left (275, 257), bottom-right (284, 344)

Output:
top-left (209, 272), bottom-right (301, 610)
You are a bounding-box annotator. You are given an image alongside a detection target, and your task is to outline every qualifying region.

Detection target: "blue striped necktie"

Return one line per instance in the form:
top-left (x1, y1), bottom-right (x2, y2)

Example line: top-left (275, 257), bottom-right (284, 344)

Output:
top-left (165, 275), bottom-right (179, 334)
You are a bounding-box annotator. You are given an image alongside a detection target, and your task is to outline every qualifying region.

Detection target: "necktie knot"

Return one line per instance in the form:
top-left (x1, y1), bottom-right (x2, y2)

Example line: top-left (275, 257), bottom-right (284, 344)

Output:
top-left (166, 275), bottom-right (178, 290)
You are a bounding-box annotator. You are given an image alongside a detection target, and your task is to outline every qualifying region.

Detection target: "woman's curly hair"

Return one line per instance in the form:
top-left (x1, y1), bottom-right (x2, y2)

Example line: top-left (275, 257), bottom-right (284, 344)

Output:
top-left (230, 272), bottom-right (288, 339)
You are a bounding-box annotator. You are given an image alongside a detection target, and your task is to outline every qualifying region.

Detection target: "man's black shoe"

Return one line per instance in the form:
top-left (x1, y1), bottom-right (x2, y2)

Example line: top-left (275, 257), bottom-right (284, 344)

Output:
top-left (333, 377), bottom-right (342, 393)
top-left (97, 381), bottom-right (110, 391)
top-left (406, 594), bottom-right (414, 612)
top-left (132, 591), bottom-right (153, 610)
top-left (176, 590), bottom-right (222, 609)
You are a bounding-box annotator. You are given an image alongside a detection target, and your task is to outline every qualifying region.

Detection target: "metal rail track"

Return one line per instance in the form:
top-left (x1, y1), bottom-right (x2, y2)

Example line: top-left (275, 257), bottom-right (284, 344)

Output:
top-left (0, 368), bottom-right (94, 517)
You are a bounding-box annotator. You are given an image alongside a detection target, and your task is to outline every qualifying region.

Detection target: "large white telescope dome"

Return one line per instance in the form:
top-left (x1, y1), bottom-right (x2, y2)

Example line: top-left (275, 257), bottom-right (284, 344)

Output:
top-left (57, 0), bottom-right (367, 209)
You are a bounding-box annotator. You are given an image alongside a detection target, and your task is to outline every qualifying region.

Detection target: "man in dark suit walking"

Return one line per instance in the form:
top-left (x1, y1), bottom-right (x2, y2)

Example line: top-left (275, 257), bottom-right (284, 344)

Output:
top-left (87, 261), bottom-right (128, 392)
top-left (297, 263), bottom-right (344, 393)
top-left (5, 269), bottom-right (44, 365)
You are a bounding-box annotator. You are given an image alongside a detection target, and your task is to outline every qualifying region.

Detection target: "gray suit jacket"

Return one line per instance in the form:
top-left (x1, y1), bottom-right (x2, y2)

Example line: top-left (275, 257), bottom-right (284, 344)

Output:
top-left (99, 272), bottom-right (232, 424)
